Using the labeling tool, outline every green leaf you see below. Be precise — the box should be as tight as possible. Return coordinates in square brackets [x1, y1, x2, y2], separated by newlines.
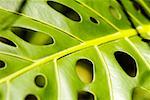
[0, 0, 149, 100]
[133, 87, 150, 100]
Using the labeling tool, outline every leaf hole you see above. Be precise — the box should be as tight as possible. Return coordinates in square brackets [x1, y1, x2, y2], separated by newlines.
[78, 91, 95, 100]
[131, 0, 150, 20]
[89, 17, 99, 24]
[0, 37, 16, 47]
[109, 5, 122, 20]
[25, 94, 38, 100]
[17, 0, 27, 13]
[0, 60, 5, 69]
[34, 75, 46, 88]
[47, 1, 81, 22]
[76, 59, 94, 84]
[11, 27, 54, 46]
[142, 38, 150, 43]
[114, 51, 137, 77]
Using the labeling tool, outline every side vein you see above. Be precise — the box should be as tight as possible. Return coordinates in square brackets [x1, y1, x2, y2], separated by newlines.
[74, 0, 120, 31]
[0, 29, 137, 84]
[125, 37, 150, 68]
[94, 46, 114, 100]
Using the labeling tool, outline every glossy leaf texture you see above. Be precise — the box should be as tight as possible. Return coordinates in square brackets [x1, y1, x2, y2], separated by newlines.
[0, 0, 149, 100]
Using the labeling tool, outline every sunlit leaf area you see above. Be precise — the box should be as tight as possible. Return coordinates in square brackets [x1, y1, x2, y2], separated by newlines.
[0, 0, 149, 100]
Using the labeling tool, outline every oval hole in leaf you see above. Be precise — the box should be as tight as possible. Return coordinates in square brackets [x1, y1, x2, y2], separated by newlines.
[34, 75, 46, 88]
[0, 60, 5, 69]
[114, 51, 137, 77]
[47, 1, 81, 22]
[0, 37, 16, 47]
[17, 0, 27, 13]
[25, 94, 38, 100]
[131, 0, 150, 20]
[89, 17, 99, 24]
[78, 91, 94, 100]
[11, 27, 54, 45]
[109, 5, 121, 20]
[76, 59, 94, 84]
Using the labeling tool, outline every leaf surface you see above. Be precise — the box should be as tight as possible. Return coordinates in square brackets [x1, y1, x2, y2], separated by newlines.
[0, 0, 149, 100]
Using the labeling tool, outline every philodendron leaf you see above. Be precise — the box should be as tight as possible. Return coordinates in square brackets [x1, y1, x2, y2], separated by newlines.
[0, 0, 149, 100]
[133, 87, 150, 100]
